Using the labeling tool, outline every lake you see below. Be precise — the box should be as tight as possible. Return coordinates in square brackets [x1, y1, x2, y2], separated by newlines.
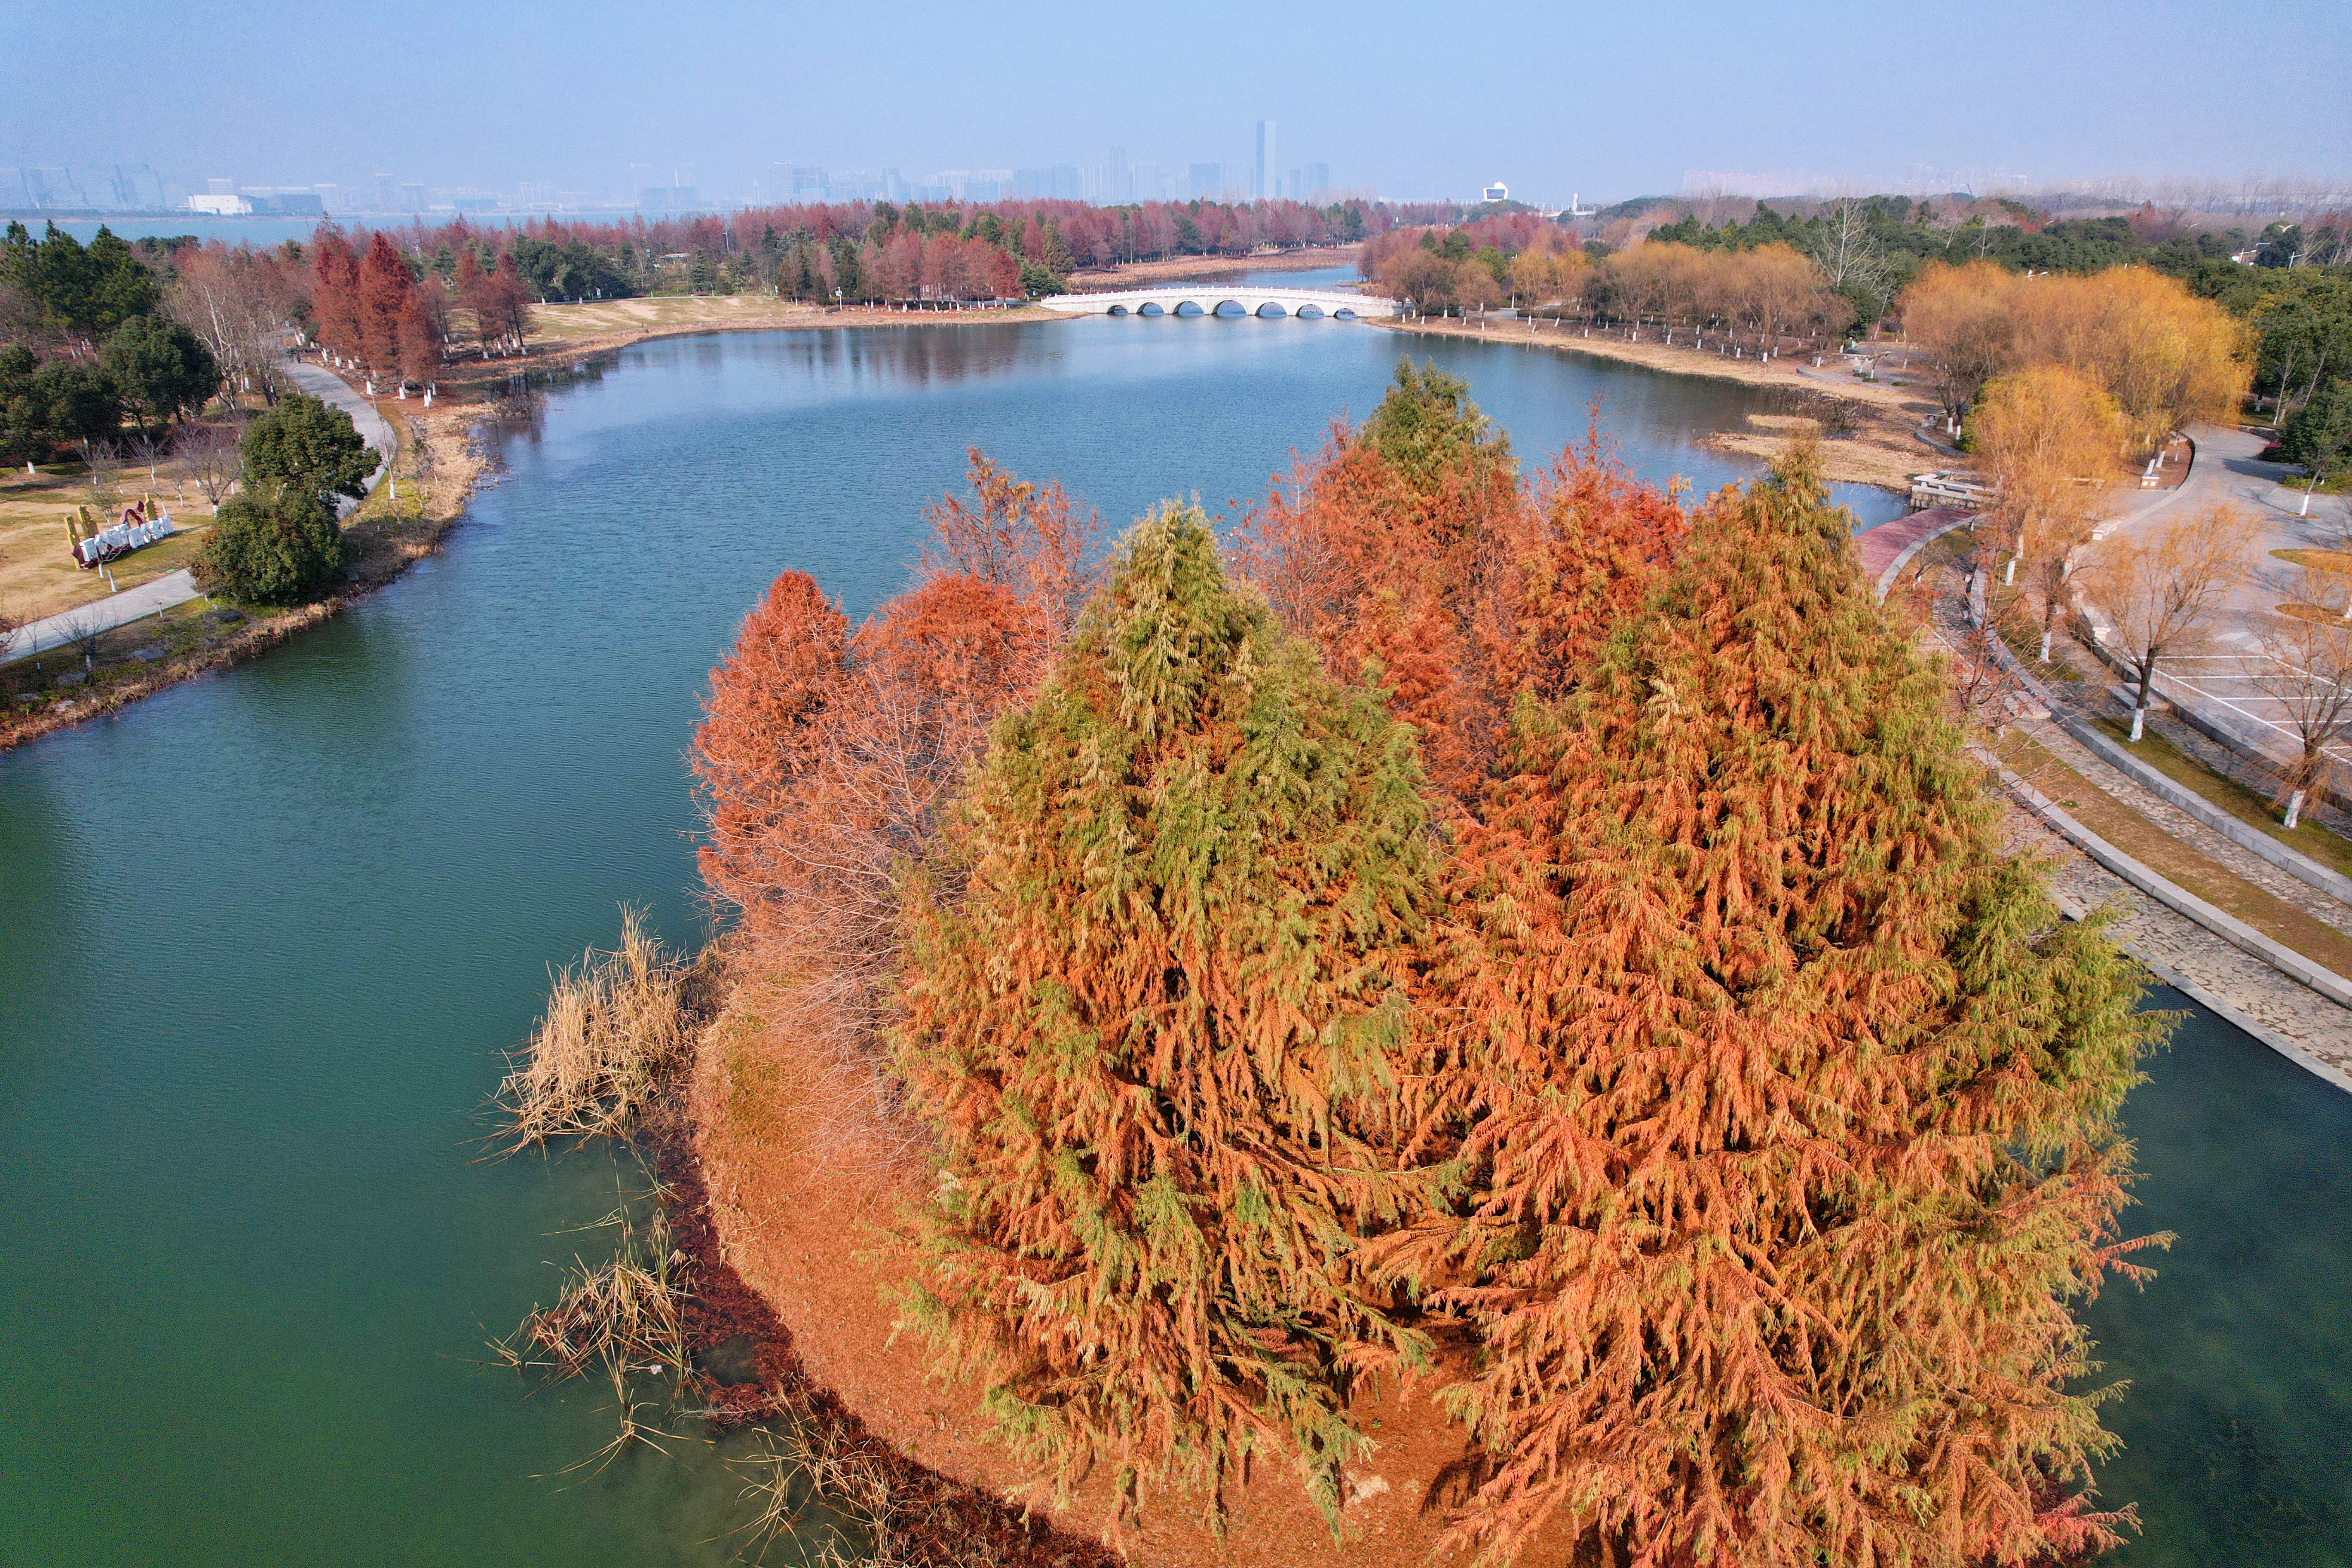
[0, 313, 2338, 1565]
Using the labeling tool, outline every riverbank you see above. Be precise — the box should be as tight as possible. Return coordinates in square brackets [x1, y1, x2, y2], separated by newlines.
[689, 959, 1541, 1568]
[1370, 314, 1939, 493]
[519, 294, 1060, 358]
[0, 392, 481, 750]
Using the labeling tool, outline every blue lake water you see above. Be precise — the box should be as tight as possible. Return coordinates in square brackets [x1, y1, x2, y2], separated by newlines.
[0, 314, 2335, 1565]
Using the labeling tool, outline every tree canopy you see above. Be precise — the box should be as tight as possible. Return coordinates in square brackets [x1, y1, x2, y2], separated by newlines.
[101, 314, 218, 433]
[193, 487, 349, 606]
[695, 376, 2167, 1568]
[891, 507, 1442, 1535]
[0, 221, 160, 337]
[239, 392, 379, 507]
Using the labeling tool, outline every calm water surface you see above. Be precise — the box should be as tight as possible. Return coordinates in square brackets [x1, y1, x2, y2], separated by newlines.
[0, 317, 2337, 1565]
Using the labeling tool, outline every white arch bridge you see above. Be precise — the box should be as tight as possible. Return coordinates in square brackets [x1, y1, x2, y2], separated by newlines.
[1038, 286, 1401, 320]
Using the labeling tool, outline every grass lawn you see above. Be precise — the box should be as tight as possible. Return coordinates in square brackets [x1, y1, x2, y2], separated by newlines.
[1993, 729, 2352, 978]
[1, 456, 221, 624]
[2088, 713, 2352, 881]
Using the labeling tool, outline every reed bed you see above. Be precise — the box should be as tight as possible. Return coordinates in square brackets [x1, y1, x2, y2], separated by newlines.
[734, 1388, 1035, 1568]
[499, 906, 692, 1147]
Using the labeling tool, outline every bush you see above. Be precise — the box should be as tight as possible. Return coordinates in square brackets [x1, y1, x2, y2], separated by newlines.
[193, 488, 348, 606]
[240, 392, 378, 507]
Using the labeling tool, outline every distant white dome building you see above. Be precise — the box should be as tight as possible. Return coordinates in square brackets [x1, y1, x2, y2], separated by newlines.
[1482, 180, 1509, 202]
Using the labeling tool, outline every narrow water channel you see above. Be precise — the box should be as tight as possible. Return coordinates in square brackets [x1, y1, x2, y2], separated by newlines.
[1, 317, 2336, 1565]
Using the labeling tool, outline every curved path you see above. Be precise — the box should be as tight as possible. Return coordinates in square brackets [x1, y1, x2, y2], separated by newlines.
[3, 361, 395, 665]
[280, 356, 398, 511]
[2086, 424, 2351, 775]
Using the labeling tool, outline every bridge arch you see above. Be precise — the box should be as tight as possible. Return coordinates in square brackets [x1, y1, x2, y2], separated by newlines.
[1255, 300, 1287, 317]
[1173, 300, 1205, 316]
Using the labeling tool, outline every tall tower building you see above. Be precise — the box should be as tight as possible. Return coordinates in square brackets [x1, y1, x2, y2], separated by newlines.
[1255, 119, 1276, 202]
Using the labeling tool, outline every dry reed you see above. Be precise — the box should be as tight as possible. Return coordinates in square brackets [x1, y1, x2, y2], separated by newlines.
[499, 906, 692, 1147]
[734, 1387, 1030, 1568]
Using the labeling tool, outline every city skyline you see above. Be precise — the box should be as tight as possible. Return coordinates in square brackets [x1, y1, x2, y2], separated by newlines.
[10, 0, 2346, 212]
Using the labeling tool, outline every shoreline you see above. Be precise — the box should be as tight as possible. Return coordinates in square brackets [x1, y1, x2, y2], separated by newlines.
[4, 297, 1924, 750]
[1, 389, 482, 752]
[1069, 242, 1363, 290]
[1369, 315, 1939, 494]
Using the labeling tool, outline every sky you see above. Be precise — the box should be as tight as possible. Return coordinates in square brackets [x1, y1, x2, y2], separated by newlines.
[12, 0, 2349, 204]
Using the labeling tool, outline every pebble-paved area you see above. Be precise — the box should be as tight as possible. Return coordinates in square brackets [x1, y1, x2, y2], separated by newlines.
[2006, 808, 2352, 1082]
[1915, 534, 2352, 1085]
[2018, 714, 2352, 941]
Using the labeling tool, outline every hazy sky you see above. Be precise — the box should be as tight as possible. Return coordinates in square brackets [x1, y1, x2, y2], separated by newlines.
[15, 0, 2349, 202]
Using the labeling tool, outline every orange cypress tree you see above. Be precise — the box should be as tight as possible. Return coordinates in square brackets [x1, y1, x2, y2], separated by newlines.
[1233, 363, 1682, 812]
[695, 455, 1088, 1137]
[1388, 447, 2162, 1568]
[891, 506, 1441, 1534]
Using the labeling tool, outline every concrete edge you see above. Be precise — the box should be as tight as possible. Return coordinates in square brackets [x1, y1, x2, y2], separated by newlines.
[2045, 885, 2352, 1093]
[1971, 744, 2352, 1010]
[2050, 711, 2352, 906]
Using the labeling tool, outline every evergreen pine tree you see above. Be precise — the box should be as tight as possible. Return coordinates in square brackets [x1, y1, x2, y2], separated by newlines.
[1393, 447, 2164, 1567]
[892, 506, 1440, 1534]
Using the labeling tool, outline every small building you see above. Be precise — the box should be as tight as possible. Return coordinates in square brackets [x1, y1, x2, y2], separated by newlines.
[188, 192, 253, 216]
[1483, 180, 1510, 202]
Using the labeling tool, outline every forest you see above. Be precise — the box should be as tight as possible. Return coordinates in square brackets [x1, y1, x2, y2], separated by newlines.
[692, 363, 2165, 1567]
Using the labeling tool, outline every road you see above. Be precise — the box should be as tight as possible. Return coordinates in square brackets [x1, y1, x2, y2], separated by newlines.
[2089, 423, 2352, 769]
[1, 360, 396, 666]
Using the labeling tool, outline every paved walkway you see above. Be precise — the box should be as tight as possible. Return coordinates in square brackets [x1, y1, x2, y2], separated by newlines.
[2, 361, 395, 666]
[4, 568, 203, 662]
[281, 356, 398, 512]
[1858, 505, 1976, 598]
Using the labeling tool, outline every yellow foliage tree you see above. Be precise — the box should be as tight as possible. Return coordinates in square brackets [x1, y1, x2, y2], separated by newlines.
[1969, 365, 2128, 655]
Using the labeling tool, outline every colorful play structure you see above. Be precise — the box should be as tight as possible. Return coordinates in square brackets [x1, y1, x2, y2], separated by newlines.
[66, 499, 176, 569]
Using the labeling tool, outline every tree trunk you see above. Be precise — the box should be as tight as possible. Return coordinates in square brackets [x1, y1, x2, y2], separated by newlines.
[2286, 789, 2306, 830]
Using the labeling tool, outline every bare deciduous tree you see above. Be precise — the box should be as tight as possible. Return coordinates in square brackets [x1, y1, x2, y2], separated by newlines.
[2077, 502, 2246, 741]
[176, 421, 243, 508]
[1807, 195, 1894, 301]
[2249, 588, 2352, 826]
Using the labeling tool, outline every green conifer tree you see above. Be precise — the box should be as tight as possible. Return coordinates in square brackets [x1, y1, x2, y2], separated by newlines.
[893, 506, 1439, 1534]
[1395, 447, 2165, 1567]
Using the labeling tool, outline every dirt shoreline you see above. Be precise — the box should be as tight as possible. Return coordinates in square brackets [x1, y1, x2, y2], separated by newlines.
[1, 302, 1037, 750]
[1370, 315, 1943, 494]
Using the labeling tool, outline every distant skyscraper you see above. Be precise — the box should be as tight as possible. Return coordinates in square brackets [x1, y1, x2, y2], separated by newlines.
[1255, 119, 1277, 202]
[1189, 162, 1222, 200]
[1303, 162, 1330, 203]
[374, 173, 398, 211]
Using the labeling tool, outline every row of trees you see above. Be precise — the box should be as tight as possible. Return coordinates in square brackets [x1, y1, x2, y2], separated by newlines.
[696, 365, 2161, 1566]
[1360, 223, 1591, 314]
[1903, 260, 2251, 446]
[1363, 220, 1862, 349]
[0, 224, 225, 459]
